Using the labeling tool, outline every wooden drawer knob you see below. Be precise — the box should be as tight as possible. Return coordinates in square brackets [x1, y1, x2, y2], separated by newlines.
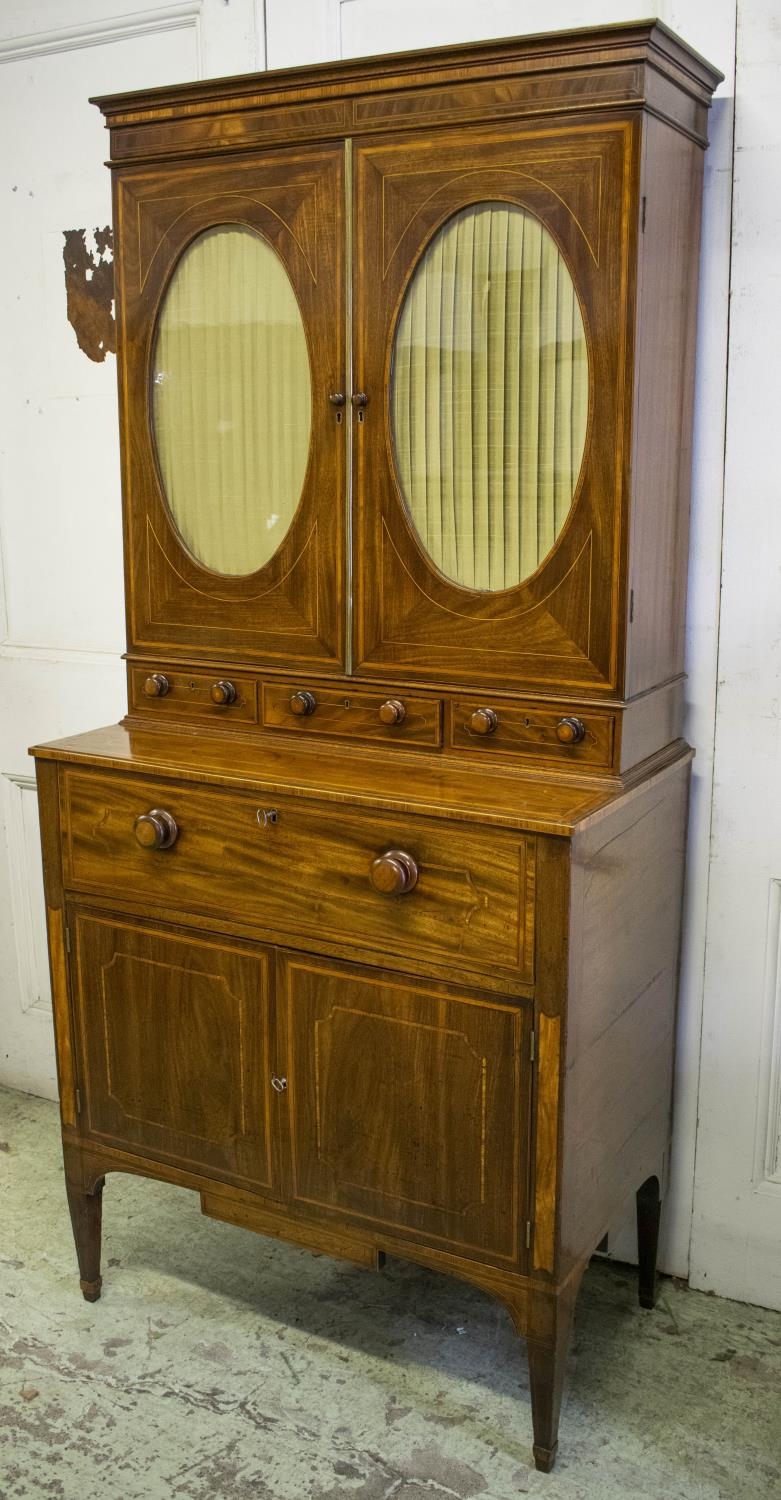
[133, 808, 178, 850]
[556, 716, 586, 745]
[370, 849, 419, 895]
[468, 707, 499, 736]
[210, 680, 237, 706]
[378, 698, 406, 726]
[290, 690, 317, 717]
[143, 673, 169, 699]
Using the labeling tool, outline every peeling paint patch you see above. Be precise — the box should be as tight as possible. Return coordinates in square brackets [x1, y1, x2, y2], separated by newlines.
[62, 227, 115, 362]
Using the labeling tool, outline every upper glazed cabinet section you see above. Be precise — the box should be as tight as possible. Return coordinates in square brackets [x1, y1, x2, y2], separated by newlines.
[116, 146, 345, 668]
[353, 122, 628, 690]
[100, 24, 721, 691]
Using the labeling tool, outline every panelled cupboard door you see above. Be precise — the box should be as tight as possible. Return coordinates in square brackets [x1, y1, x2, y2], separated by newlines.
[115, 145, 345, 667]
[281, 955, 531, 1265]
[353, 121, 636, 692]
[69, 910, 276, 1192]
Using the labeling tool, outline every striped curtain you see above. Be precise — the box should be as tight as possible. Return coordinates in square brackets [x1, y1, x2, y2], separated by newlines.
[152, 226, 311, 578]
[392, 203, 588, 592]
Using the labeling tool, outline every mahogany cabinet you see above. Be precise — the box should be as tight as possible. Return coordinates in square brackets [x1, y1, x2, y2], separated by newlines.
[33, 22, 720, 1473]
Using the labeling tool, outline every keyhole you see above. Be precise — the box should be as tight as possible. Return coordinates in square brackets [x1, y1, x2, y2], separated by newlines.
[335, 411, 342, 424]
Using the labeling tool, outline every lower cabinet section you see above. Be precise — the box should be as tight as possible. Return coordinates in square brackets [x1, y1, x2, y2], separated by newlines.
[68, 911, 531, 1267]
[282, 955, 531, 1263]
[70, 910, 276, 1190]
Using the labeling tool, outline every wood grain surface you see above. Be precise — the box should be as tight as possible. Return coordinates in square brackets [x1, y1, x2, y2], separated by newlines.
[60, 766, 536, 982]
[32, 20, 720, 1474]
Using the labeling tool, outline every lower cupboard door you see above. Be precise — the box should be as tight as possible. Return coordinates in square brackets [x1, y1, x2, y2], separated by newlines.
[281, 954, 531, 1264]
[70, 909, 276, 1191]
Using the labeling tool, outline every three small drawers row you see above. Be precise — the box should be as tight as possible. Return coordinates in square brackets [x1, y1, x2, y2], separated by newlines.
[129, 666, 615, 768]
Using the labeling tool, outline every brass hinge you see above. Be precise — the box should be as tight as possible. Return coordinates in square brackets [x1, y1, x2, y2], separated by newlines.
[530, 1030, 535, 1063]
[64, 924, 71, 955]
[629, 588, 635, 624]
[526, 1221, 532, 1250]
[75, 1086, 82, 1115]
[641, 196, 647, 232]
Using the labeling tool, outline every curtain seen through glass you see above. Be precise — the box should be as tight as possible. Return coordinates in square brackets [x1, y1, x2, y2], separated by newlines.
[391, 203, 588, 592]
[152, 226, 312, 578]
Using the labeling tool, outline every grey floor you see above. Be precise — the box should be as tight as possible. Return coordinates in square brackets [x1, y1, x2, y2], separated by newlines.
[1, 1086, 779, 1500]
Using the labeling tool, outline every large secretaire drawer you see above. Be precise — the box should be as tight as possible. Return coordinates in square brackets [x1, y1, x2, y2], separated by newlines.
[60, 769, 535, 982]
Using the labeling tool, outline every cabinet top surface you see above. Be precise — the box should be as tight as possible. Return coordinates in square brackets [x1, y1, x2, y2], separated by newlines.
[91, 19, 722, 123]
[31, 724, 692, 836]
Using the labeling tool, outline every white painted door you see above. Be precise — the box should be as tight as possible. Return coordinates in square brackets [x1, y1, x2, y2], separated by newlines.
[0, 0, 261, 1098]
[264, 0, 741, 1291]
[689, 0, 781, 1311]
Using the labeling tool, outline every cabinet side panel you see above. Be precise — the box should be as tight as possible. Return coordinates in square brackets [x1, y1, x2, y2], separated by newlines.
[530, 836, 571, 1277]
[625, 117, 705, 696]
[560, 761, 690, 1275]
[34, 761, 77, 1127]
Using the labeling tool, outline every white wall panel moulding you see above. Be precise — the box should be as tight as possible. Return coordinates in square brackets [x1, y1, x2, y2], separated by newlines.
[0, 644, 120, 665]
[756, 878, 781, 1190]
[1, 773, 51, 1015]
[0, 4, 202, 64]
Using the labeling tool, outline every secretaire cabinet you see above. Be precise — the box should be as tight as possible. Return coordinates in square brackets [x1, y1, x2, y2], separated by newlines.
[33, 22, 721, 1473]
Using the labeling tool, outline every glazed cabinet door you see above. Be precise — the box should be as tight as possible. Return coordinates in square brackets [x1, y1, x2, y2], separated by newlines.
[115, 144, 345, 668]
[69, 910, 277, 1193]
[280, 954, 531, 1266]
[353, 119, 636, 693]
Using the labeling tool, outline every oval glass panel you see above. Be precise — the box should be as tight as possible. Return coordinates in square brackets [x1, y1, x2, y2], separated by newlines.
[152, 226, 312, 577]
[391, 203, 588, 592]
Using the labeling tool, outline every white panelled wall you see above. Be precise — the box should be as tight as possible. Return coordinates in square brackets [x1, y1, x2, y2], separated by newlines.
[0, 0, 263, 1097]
[0, 0, 778, 1309]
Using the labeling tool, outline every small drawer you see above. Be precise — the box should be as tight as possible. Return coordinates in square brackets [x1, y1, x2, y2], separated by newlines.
[262, 683, 442, 747]
[129, 667, 258, 724]
[61, 769, 534, 982]
[449, 700, 615, 768]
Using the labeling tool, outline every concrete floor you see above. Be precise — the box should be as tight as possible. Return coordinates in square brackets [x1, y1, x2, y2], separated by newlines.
[1, 1086, 779, 1500]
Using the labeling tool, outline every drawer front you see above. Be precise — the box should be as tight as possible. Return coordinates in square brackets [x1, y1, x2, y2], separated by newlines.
[61, 770, 534, 981]
[449, 699, 615, 768]
[262, 682, 442, 747]
[129, 666, 258, 724]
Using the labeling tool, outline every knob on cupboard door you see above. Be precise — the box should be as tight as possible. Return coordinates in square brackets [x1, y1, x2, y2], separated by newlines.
[210, 680, 237, 706]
